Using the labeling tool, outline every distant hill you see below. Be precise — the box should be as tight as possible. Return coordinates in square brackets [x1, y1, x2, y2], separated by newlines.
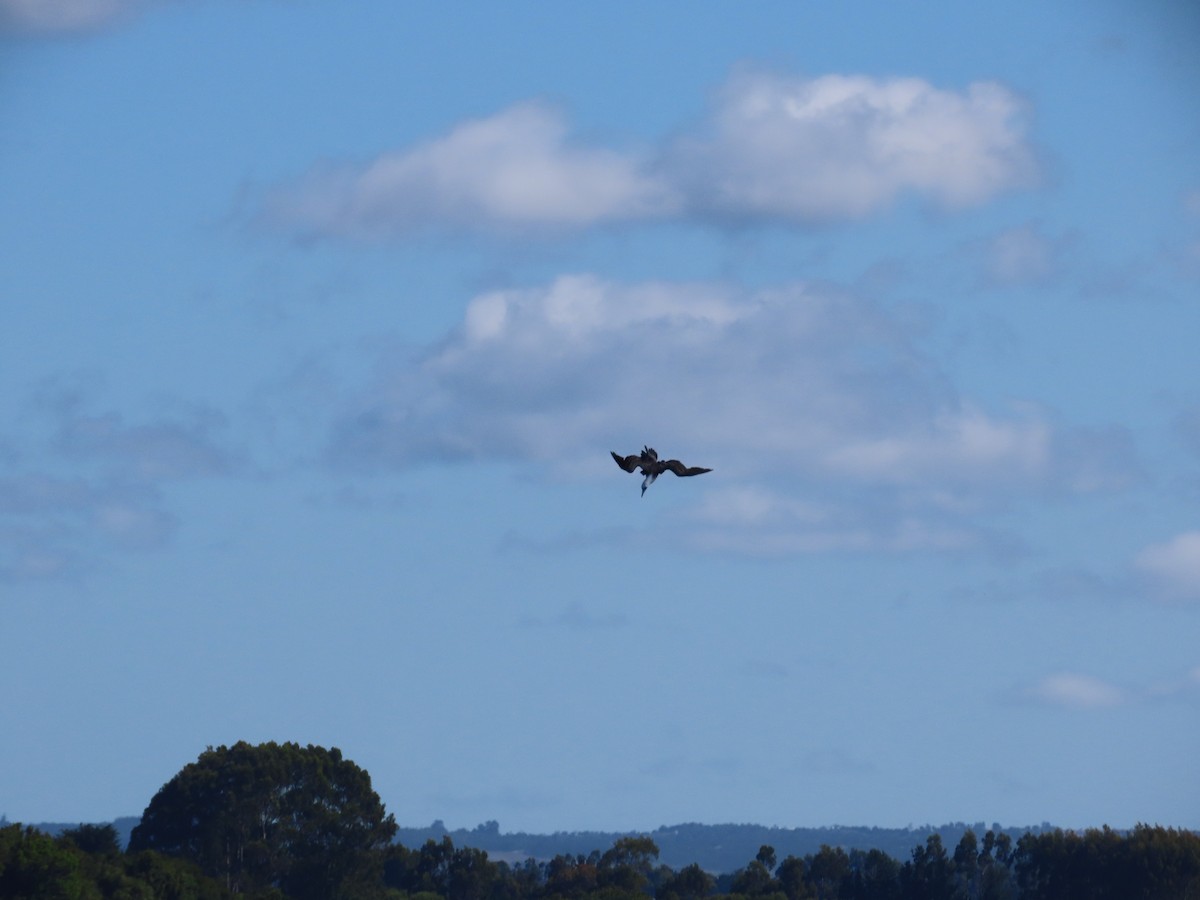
[9, 814, 1052, 873]
[395, 819, 1050, 872]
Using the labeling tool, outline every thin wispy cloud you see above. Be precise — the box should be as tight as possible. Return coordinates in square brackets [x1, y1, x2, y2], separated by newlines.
[0, 0, 146, 33]
[264, 71, 1038, 238]
[0, 473, 175, 581]
[0, 390, 243, 581]
[1026, 672, 1128, 709]
[27, 377, 244, 481]
[518, 602, 628, 631]
[684, 501, 999, 557]
[1145, 666, 1200, 702]
[54, 411, 238, 481]
[1181, 188, 1200, 278]
[1174, 405, 1200, 458]
[1135, 531, 1200, 602]
[979, 223, 1071, 287]
[1023, 666, 1200, 710]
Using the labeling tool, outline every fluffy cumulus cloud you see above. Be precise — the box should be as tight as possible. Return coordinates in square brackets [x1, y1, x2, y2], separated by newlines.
[0, 0, 146, 32]
[667, 71, 1037, 222]
[327, 274, 1130, 554]
[266, 71, 1037, 237]
[1135, 531, 1200, 601]
[264, 103, 676, 238]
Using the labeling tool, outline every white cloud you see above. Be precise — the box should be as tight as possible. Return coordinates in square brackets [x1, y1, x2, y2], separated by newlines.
[1023, 665, 1200, 710]
[0, 0, 144, 33]
[331, 275, 1037, 479]
[690, 486, 821, 528]
[325, 274, 1131, 556]
[1135, 531, 1200, 600]
[669, 72, 1037, 222]
[1027, 672, 1127, 709]
[822, 406, 1050, 484]
[684, 484, 990, 556]
[265, 103, 676, 238]
[266, 71, 1038, 237]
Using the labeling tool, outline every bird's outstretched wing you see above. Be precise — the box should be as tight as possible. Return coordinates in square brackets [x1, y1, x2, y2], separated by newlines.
[660, 459, 713, 477]
[611, 451, 643, 473]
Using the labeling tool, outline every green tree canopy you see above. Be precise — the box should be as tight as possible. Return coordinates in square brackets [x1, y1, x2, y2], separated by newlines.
[657, 862, 716, 900]
[599, 836, 661, 894]
[59, 823, 122, 859]
[128, 741, 396, 900]
[0, 824, 87, 900]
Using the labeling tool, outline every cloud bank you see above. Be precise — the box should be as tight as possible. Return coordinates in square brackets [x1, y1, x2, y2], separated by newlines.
[667, 72, 1037, 223]
[325, 274, 1131, 555]
[331, 275, 1038, 478]
[265, 71, 1038, 238]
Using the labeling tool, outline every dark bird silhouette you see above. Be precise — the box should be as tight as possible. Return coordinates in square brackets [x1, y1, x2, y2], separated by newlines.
[611, 445, 712, 496]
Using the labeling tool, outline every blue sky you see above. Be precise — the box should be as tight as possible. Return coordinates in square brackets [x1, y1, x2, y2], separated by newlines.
[2, 0, 1198, 835]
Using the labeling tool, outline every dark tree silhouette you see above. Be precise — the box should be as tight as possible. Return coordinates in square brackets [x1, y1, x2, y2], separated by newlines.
[128, 741, 396, 900]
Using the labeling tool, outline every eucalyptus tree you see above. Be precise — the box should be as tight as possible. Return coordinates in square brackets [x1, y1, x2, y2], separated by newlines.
[129, 741, 396, 900]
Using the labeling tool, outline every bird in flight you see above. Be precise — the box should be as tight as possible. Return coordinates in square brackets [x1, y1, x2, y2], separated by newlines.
[611, 445, 712, 496]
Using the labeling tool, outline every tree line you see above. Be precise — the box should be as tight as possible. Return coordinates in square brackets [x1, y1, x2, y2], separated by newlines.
[393, 821, 1041, 875]
[3, 742, 1197, 900]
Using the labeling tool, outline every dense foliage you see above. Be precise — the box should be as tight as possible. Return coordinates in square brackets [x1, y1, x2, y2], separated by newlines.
[430, 827, 1197, 900]
[392, 822, 1035, 875]
[128, 742, 396, 899]
[7, 742, 1199, 899]
[0, 823, 232, 899]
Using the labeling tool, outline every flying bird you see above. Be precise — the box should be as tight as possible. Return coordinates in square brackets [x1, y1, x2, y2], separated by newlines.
[611, 445, 712, 496]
